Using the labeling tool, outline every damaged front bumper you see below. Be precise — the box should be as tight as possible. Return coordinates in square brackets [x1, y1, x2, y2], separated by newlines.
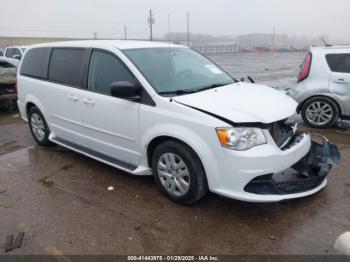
[244, 137, 341, 195]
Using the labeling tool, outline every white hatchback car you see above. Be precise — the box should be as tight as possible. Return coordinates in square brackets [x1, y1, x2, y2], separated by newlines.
[17, 40, 340, 204]
[290, 46, 350, 128]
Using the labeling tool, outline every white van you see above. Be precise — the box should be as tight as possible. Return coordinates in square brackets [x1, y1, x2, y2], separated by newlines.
[17, 40, 340, 204]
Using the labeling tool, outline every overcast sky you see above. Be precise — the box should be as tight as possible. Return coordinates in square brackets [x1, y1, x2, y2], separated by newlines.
[0, 0, 349, 41]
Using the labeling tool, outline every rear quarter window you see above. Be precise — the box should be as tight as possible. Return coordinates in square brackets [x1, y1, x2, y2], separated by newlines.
[326, 54, 350, 73]
[48, 48, 86, 88]
[20, 47, 51, 79]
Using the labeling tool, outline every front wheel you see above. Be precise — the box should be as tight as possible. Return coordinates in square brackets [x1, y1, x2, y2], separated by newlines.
[301, 97, 339, 129]
[152, 141, 208, 205]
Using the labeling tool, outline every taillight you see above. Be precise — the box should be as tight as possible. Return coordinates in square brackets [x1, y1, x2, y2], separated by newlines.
[298, 52, 312, 82]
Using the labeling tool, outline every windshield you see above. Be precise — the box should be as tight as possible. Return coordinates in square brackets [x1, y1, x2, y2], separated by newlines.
[123, 47, 234, 95]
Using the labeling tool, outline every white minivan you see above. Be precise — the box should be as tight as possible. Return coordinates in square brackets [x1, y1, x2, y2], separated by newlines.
[17, 40, 340, 204]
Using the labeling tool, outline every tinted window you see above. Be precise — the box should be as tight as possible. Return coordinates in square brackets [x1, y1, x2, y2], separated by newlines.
[88, 50, 136, 95]
[13, 48, 22, 59]
[326, 54, 350, 73]
[20, 48, 51, 78]
[0, 50, 3, 56]
[49, 48, 86, 87]
[5, 48, 15, 58]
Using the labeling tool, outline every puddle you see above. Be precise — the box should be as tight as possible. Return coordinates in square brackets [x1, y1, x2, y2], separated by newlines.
[0, 141, 25, 156]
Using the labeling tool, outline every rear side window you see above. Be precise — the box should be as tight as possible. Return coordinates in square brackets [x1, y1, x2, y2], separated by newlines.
[326, 54, 350, 73]
[20, 48, 51, 79]
[48, 48, 86, 87]
[5, 48, 15, 58]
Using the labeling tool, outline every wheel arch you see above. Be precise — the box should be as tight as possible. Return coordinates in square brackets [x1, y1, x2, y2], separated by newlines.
[147, 136, 203, 169]
[297, 95, 342, 116]
[23, 95, 49, 120]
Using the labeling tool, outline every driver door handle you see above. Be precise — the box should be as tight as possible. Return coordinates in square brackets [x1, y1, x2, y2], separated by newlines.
[83, 98, 95, 106]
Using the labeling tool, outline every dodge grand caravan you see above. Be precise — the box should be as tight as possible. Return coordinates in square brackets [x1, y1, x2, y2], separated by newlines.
[17, 41, 340, 204]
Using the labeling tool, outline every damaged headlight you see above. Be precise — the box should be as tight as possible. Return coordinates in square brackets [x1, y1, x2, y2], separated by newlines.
[216, 127, 267, 151]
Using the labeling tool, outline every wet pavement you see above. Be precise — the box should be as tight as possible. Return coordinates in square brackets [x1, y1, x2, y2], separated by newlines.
[0, 110, 349, 255]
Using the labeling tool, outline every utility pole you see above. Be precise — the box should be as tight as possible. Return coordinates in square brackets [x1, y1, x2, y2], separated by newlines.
[272, 26, 276, 50]
[124, 25, 127, 40]
[187, 12, 190, 47]
[148, 9, 155, 41]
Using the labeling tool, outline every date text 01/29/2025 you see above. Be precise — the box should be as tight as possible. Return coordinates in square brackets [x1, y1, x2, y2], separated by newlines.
[127, 255, 220, 261]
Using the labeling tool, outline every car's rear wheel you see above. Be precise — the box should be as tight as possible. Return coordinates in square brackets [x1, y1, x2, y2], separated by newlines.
[28, 106, 54, 146]
[151, 141, 208, 205]
[301, 97, 339, 128]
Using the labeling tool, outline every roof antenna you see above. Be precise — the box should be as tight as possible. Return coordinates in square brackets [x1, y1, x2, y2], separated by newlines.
[321, 37, 332, 47]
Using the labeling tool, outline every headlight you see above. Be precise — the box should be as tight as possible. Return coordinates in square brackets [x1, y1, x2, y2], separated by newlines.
[216, 127, 267, 151]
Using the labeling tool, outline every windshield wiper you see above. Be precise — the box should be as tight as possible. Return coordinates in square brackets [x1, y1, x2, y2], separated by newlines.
[158, 89, 197, 95]
[158, 82, 232, 96]
[195, 82, 231, 93]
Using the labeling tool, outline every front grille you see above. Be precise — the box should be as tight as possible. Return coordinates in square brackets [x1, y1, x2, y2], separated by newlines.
[268, 120, 295, 149]
[244, 171, 326, 195]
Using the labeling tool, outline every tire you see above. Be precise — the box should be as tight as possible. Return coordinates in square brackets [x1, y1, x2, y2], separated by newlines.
[28, 106, 54, 146]
[301, 97, 339, 129]
[151, 141, 208, 205]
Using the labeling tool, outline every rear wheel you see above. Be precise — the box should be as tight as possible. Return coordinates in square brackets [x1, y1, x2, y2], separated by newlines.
[152, 141, 208, 205]
[301, 97, 339, 128]
[28, 106, 54, 146]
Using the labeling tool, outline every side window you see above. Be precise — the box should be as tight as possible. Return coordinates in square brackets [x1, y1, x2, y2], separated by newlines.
[326, 54, 350, 73]
[13, 48, 22, 59]
[20, 47, 51, 79]
[48, 48, 86, 87]
[5, 48, 15, 58]
[88, 50, 136, 95]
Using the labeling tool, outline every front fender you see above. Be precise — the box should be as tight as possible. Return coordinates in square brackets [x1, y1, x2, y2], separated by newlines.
[140, 123, 219, 188]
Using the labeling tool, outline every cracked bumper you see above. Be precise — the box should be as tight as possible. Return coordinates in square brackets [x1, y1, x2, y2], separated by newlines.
[244, 138, 341, 196]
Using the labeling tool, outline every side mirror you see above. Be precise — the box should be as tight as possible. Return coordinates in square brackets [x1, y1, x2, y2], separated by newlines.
[13, 55, 21, 60]
[110, 81, 141, 101]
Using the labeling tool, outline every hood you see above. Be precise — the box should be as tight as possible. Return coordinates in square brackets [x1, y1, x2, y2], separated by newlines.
[174, 82, 297, 124]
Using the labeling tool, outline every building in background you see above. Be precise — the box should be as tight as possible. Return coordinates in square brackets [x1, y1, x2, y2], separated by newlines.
[0, 37, 76, 48]
[237, 33, 289, 51]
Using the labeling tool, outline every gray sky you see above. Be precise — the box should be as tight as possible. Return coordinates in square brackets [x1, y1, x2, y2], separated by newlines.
[0, 0, 349, 41]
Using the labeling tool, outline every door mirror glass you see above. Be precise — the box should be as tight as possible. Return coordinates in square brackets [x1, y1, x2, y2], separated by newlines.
[110, 81, 140, 101]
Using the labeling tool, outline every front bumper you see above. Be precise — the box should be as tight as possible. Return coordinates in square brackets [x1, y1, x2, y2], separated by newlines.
[208, 133, 340, 202]
[244, 138, 340, 195]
